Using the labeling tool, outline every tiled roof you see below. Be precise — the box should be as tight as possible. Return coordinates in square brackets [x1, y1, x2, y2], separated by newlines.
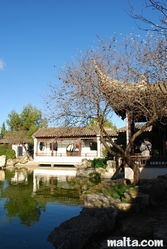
[32, 126, 117, 138]
[117, 125, 152, 133]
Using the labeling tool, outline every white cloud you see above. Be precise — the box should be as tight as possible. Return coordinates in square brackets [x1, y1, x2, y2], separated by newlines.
[0, 59, 6, 70]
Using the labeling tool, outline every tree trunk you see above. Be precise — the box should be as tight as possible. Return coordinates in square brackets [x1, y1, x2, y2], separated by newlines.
[125, 154, 140, 185]
[22, 143, 31, 159]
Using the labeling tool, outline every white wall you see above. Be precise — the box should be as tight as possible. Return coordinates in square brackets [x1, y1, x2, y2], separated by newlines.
[125, 166, 167, 180]
[12, 144, 27, 157]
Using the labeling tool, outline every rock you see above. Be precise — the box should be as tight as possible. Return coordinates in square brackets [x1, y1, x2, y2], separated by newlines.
[114, 203, 140, 216]
[106, 164, 116, 175]
[123, 187, 149, 207]
[74, 159, 91, 169]
[95, 167, 106, 174]
[0, 155, 6, 168]
[48, 207, 117, 249]
[75, 159, 121, 179]
[124, 186, 139, 199]
[101, 171, 114, 178]
[6, 159, 15, 166]
[118, 214, 156, 237]
[140, 178, 167, 206]
[154, 224, 167, 245]
[18, 155, 29, 164]
[76, 168, 95, 177]
[111, 178, 130, 186]
[83, 193, 121, 208]
[107, 160, 116, 168]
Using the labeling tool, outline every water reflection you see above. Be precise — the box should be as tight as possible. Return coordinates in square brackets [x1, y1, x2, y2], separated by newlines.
[0, 168, 97, 227]
[33, 169, 82, 206]
[1, 169, 45, 226]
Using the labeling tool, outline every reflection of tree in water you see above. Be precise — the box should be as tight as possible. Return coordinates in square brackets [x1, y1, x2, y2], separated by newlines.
[2, 170, 103, 226]
[2, 170, 46, 227]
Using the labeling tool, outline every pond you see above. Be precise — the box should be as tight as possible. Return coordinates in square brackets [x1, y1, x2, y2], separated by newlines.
[0, 168, 96, 249]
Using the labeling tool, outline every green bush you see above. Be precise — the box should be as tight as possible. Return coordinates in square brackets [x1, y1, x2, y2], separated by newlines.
[5, 148, 16, 159]
[0, 145, 8, 156]
[0, 145, 16, 159]
[89, 158, 107, 169]
[112, 183, 134, 199]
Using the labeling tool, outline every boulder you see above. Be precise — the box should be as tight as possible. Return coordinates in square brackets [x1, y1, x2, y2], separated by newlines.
[100, 171, 114, 178]
[106, 164, 117, 175]
[107, 160, 116, 168]
[74, 159, 91, 169]
[123, 186, 149, 207]
[48, 207, 117, 249]
[118, 214, 156, 237]
[140, 176, 167, 206]
[95, 167, 106, 174]
[6, 158, 21, 166]
[114, 203, 140, 214]
[0, 155, 6, 168]
[76, 168, 95, 177]
[83, 193, 121, 208]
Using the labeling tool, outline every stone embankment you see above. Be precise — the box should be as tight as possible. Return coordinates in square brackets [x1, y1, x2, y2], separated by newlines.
[48, 174, 167, 249]
[0, 154, 38, 171]
[74, 158, 123, 179]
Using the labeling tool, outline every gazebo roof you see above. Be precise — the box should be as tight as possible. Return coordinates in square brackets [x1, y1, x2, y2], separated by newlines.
[94, 61, 167, 120]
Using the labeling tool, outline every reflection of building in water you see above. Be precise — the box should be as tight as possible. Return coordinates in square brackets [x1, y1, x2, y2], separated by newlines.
[11, 169, 28, 184]
[33, 168, 76, 193]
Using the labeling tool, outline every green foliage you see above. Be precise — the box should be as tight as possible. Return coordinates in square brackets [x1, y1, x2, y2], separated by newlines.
[4, 103, 47, 147]
[5, 148, 16, 159]
[86, 182, 134, 200]
[87, 117, 116, 129]
[89, 158, 107, 169]
[89, 172, 101, 184]
[6, 103, 47, 137]
[111, 184, 134, 199]
[0, 122, 7, 138]
[6, 110, 21, 131]
[0, 145, 8, 155]
[0, 145, 16, 159]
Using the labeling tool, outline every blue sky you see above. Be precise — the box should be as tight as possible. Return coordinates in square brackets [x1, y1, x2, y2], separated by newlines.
[0, 0, 157, 129]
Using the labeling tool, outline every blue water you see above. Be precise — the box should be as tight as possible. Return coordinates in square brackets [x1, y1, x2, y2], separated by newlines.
[0, 169, 83, 249]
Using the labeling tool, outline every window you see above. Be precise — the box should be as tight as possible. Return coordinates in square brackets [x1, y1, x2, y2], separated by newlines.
[39, 142, 45, 151]
[50, 142, 58, 151]
[90, 142, 97, 150]
[66, 143, 78, 152]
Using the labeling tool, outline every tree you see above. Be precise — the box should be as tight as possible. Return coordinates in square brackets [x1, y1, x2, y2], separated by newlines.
[93, 33, 167, 184]
[45, 32, 167, 184]
[5, 103, 47, 156]
[44, 39, 118, 127]
[0, 122, 7, 138]
[87, 117, 116, 129]
[128, 0, 167, 35]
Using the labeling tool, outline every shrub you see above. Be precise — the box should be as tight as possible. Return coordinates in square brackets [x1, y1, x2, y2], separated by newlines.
[89, 158, 107, 169]
[88, 172, 101, 184]
[112, 183, 134, 199]
[0, 145, 8, 156]
[5, 148, 16, 159]
[0, 145, 16, 159]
